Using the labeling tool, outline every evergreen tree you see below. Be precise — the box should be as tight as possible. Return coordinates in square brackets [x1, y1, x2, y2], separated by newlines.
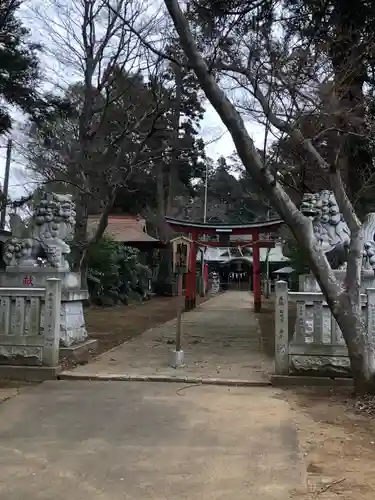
[0, 0, 40, 133]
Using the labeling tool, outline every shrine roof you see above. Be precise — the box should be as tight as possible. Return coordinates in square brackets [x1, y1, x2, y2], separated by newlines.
[165, 216, 283, 234]
[87, 215, 164, 247]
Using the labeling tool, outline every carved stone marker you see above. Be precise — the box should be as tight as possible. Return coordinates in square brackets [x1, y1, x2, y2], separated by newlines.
[275, 280, 289, 374]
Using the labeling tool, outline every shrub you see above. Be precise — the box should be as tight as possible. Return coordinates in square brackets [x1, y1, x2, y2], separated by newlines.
[87, 236, 151, 305]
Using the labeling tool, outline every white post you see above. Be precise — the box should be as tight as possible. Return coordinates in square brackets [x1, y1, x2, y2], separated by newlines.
[366, 288, 375, 376]
[275, 280, 289, 375]
[175, 273, 183, 352]
[169, 273, 185, 368]
[43, 278, 62, 367]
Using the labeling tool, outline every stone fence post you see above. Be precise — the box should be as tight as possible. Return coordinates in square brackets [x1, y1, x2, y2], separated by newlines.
[43, 278, 62, 367]
[275, 280, 289, 375]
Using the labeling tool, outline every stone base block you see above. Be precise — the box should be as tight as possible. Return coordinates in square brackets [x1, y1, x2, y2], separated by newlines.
[59, 339, 98, 362]
[271, 374, 353, 387]
[290, 355, 351, 377]
[0, 365, 61, 382]
[0, 345, 43, 366]
[169, 349, 185, 368]
[60, 295, 89, 347]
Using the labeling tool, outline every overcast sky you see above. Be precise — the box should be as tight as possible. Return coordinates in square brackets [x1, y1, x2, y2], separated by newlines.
[0, 0, 267, 201]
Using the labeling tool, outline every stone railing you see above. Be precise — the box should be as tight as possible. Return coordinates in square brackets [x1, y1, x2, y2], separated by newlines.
[0, 278, 61, 372]
[274, 280, 375, 376]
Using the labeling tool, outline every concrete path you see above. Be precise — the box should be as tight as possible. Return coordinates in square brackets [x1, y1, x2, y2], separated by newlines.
[63, 291, 272, 383]
[0, 381, 306, 499]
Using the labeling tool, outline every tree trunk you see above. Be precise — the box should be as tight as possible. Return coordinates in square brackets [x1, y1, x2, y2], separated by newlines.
[71, 196, 89, 274]
[163, 0, 374, 391]
[166, 57, 183, 215]
[155, 70, 182, 295]
[333, 294, 371, 394]
[154, 163, 175, 295]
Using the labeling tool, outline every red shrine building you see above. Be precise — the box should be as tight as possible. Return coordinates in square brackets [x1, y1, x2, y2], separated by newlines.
[165, 216, 284, 312]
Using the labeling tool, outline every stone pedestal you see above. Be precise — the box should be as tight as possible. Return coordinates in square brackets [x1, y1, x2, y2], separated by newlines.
[60, 289, 89, 347]
[0, 267, 89, 348]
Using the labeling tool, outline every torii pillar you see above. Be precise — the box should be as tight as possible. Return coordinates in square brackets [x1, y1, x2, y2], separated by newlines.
[163, 216, 283, 313]
[252, 231, 262, 313]
[185, 230, 197, 310]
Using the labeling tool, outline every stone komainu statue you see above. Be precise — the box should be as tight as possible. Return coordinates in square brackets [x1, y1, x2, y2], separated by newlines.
[300, 190, 375, 273]
[4, 192, 76, 270]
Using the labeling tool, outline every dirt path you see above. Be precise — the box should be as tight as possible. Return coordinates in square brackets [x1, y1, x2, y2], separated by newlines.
[4, 290, 375, 498]
[84, 294, 211, 356]
[1, 380, 375, 498]
[286, 387, 375, 499]
[63, 291, 273, 383]
[0, 382, 306, 499]
[256, 298, 375, 499]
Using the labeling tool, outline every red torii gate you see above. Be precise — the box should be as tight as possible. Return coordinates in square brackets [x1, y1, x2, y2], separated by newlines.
[165, 217, 283, 312]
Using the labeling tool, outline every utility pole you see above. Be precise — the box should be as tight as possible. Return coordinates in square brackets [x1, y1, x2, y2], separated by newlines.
[0, 138, 12, 230]
[201, 162, 209, 295]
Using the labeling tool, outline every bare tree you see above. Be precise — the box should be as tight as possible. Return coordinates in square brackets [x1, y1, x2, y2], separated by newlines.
[24, 0, 165, 273]
[160, 0, 375, 392]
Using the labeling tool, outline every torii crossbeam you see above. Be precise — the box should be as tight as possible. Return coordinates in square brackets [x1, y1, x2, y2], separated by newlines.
[165, 217, 283, 312]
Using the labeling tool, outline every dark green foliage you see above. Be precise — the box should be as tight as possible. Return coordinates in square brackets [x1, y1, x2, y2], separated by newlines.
[282, 0, 375, 208]
[187, 0, 272, 46]
[87, 236, 151, 305]
[180, 155, 271, 223]
[0, 0, 39, 133]
[186, 0, 375, 214]
[0, 0, 69, 134]
[284, 236, 310, 276]
[113, 44, 207, 217]
[152, 249, 175, 296]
